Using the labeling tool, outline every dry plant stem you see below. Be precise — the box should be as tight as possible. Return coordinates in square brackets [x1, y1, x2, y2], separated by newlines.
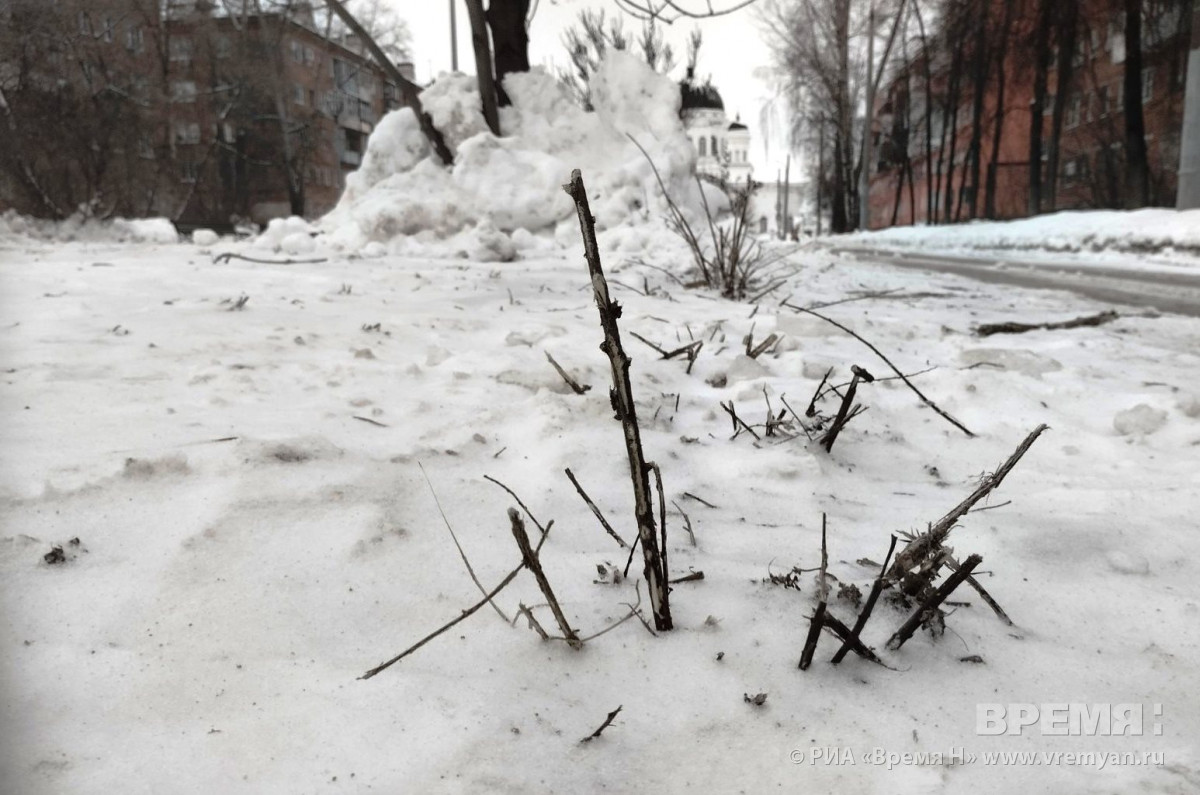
[947, 556, 1014, 625]
[545, 351, 591, 395]
[976, 310, 1118, 337]
[483, 475, 548, 538]
[420, 462, 510, 623]
[650, 461, 667, 591]
[580, 705, 624, 743]
[806, 367, 834, 417]
[213, 252, 327, 265]
[887, 554, 984, 650]
[564, 169, 672, 632]
[888, 424, 1049, 582]
[668, 571, 704, 584]
[799, 515, 829, 671]
[822, 614, 888, 666]
[784, 303, 975, 437]
[360, 515, 555, 679]
[821, 365, 875, 453]
[564, 467, 629, 548]
[672, 501, 697, 546]
[359, 565, 521, 679]
[832, 535, 899, 664]
[518, 603, 551, 640]
[720, 401, 761, 440]
[509, 509, 581, 647]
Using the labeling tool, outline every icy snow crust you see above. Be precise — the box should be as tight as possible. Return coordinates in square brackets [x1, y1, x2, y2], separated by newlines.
[3, 230, 1200, 793]
[319, 54, 712, 258]
[844, 209, 1200, 262]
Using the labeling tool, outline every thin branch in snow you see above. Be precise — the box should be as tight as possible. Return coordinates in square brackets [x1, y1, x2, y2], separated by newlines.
[565, 467, 629, 548]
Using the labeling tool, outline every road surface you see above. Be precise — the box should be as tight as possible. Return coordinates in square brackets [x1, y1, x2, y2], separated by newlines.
[833, 245, 1200, 318]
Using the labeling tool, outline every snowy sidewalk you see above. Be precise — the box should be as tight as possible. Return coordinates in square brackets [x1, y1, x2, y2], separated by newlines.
[2, 237, 1199, 794]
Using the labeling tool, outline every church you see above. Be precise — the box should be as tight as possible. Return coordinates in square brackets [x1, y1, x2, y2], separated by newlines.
[678, 69, 752, 186]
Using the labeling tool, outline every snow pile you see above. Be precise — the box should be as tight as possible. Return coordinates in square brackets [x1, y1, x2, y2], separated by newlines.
[0, 211, 179, 247]
[320, 53, 708, 256]
[844, 209, 1200, 258]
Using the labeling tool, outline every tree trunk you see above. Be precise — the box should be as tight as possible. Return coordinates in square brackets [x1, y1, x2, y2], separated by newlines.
[1123, 0, 1151, 207]
[1046, 0, 1079, 211]
[1028, 0, 1053, 214]
[912, 0, 935, 222]
[485, 0, 531, 106]
[984, 0, 1015, 219]
[963, 0, 991, 220]
[833, 0, 853, 233]
[324, 0, 454, 164]
[463, 0, 502, 134]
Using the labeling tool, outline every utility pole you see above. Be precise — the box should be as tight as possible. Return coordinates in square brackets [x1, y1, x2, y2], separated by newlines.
[450, 0, 459, 71]
[816, 120, 825, 237]
[859, 4, 875, 231]
[782, 153, 791, 239]
[1178, 3, 1200, 208]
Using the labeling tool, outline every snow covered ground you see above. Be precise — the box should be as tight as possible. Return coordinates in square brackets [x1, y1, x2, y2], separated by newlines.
[842, 209, 1200, 270]
[2, 226, 1199, 794]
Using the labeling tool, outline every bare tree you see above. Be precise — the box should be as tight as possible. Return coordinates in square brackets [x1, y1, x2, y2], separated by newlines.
[558, 9, 676, 110]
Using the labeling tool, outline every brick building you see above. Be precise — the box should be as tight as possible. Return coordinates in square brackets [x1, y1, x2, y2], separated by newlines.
[0, 0, 410, 228]
[866, 0, 1192, 229]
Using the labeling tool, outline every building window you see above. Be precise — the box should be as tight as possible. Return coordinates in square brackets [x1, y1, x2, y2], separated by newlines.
[698, 137, 706, 157]
[291, 40, 304, 63]
[180, 161, 198, 183]
[77, 11, 91, 35]
[293, 84, 306, 105]
[1097, 85, 1110, 118]
[1142, 67, 1154, 103]
[100, 15, 114, 42]
[174, 122, 201, 145]
[125, 25, 144, 53]
[1066, 93, 1082, 129]
[216, 35, 232, 59]
[304, 46, 315, 66]
[169, 36, 193, 62]
[172, 81, 197, 103]
[710, 136, 718, 157]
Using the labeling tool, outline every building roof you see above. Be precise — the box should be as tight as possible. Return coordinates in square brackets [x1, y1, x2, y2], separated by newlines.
[728, 121, 748, 130]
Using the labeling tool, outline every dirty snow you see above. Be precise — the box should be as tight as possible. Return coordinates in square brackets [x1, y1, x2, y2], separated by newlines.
[844, 208, 1200, 264]
[2, 223, 1199, 794]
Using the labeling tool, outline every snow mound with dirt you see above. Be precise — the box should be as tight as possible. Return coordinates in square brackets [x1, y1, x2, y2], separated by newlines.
[319, 53, 711, 256]
[843, 208, 1200, 258]
[0, 211, 179, 247]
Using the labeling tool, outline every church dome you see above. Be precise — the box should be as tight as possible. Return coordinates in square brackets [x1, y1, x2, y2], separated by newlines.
[679, 68, 724, 112]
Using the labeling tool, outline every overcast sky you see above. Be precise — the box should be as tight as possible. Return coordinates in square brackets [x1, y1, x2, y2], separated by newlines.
[388, 0, 791, 176]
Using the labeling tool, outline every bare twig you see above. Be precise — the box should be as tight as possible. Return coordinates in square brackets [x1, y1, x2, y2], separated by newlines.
[565, 467, 629, 548]
[509, 509, 580, 647]
[888, 425, 1048, 583]
[564, 169, 671, 631]
[213, 252, 326, 265]
[947, 556, 1013, 626]
[832, 535, 898, 664]
[820, 365, 875, 452]
[580, 705, 623, 743]
[545, 351, 591, 395]
[976, 310, 1118, 337]
[682, 491, 718, 509]
[887, 554, 983, 650]
[720, 401, 761, 440]
[359, 510, 553, 681]
[671, 500, 696, 546]
[353, 415, 389, 427]
[799, 515, 829, 671]
[782, 303, 975, 437]
[420, 462, 510, 623]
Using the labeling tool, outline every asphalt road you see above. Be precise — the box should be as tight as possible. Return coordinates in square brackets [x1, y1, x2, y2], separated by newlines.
[832, 245, 1200, 318]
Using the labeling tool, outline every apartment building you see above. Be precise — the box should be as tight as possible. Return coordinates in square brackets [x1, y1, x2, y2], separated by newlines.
[866, 0, 1191, 229]
[0, 0, 412, 228]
